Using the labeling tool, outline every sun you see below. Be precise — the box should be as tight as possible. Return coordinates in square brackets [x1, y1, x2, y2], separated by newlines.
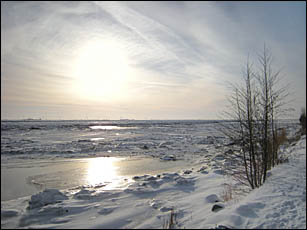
[73, 40, 129, 101]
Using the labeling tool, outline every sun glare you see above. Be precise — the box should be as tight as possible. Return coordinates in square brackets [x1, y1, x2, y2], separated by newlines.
[73, 40, 129, 101]
[86, 157, 133, 190]
[87, 157, 119, 187]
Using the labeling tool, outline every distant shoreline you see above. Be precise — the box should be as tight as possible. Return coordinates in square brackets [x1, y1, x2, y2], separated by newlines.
[1, 119, 298, 122]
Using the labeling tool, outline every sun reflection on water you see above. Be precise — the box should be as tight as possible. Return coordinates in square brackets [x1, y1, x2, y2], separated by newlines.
[90, 137, 105, 141]
[89, 126, 122, 130]
[86, 157, 130, 189]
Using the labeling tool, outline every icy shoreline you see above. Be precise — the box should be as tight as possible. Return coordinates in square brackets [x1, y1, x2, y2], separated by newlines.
[1, 135, 306, 229]
[1, 156, 194, 202]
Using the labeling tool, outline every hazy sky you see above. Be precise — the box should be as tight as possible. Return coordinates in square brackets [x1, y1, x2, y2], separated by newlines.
[1, 1, 306, 120]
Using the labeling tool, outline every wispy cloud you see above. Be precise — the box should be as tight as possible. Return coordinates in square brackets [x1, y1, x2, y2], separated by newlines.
[1, 1, 305, 119]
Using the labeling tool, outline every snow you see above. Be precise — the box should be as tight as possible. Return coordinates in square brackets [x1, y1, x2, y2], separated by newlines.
[28, 189, 68, 209]
[1, 131, 305, 228]
[203, 135, 306, 229]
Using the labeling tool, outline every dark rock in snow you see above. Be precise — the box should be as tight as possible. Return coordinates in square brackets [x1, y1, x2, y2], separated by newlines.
[211, 203, 225, 212]
[183, 169, 193, 175]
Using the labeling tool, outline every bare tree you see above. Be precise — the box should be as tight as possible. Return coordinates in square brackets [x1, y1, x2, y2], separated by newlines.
[255, 44, 292, 181]
[219, 45, 291, 189]
[218, 57, 262, 189]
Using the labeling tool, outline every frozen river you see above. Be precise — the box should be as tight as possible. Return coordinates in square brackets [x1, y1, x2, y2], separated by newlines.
[1, 120, 299, 201]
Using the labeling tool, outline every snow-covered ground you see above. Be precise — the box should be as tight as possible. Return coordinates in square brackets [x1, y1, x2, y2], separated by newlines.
[1, 132, 305, 229]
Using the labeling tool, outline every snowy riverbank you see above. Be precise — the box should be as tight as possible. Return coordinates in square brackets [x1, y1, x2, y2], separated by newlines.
[1, 134, 305, 229]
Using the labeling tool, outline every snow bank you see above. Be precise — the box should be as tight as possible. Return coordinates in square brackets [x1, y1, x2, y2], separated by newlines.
[203, 135, 306, 229]
[28, 189, 68, 209]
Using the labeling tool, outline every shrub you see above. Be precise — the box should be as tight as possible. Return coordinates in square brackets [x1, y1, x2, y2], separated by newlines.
[267, 128, 288, 169]
[299, 108, 306, 135]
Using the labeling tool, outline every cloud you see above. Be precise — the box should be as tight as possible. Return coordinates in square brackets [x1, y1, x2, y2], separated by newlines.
[1, 1, 305, 119]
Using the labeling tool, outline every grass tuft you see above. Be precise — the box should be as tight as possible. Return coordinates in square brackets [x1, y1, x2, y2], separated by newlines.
[220, 183, 233, 202]
[162, 209, 179, 229]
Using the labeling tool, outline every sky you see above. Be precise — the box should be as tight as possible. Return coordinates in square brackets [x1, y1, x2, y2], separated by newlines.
[1, 1, 306, 120]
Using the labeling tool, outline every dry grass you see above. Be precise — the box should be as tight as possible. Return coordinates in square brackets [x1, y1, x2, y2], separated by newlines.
[268, 128, 287, 150]
[267, 128, 288, 169]
[162, 209, 178, 229]
[276, 128, 287, 146]
[220, 183, 233, 202]
[275, 128, 288, 164]
[219, 181, 247, 204]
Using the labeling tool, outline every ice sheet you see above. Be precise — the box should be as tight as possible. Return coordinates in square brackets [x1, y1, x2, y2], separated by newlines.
[1, 156, 192, 201]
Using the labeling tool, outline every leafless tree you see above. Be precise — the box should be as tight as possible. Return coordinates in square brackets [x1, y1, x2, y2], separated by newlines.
[218, 45, 291, 189]
[255, 44, 292, 180]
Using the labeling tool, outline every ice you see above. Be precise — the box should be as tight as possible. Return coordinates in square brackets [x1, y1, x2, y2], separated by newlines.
[1, 121, 305, 229]
[1, 210, 19, 218]
[73, 189, 95, 200]
[160, 154, 176, 161]
[27, 189, 68, 209]
[1, 120, 233, 161]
